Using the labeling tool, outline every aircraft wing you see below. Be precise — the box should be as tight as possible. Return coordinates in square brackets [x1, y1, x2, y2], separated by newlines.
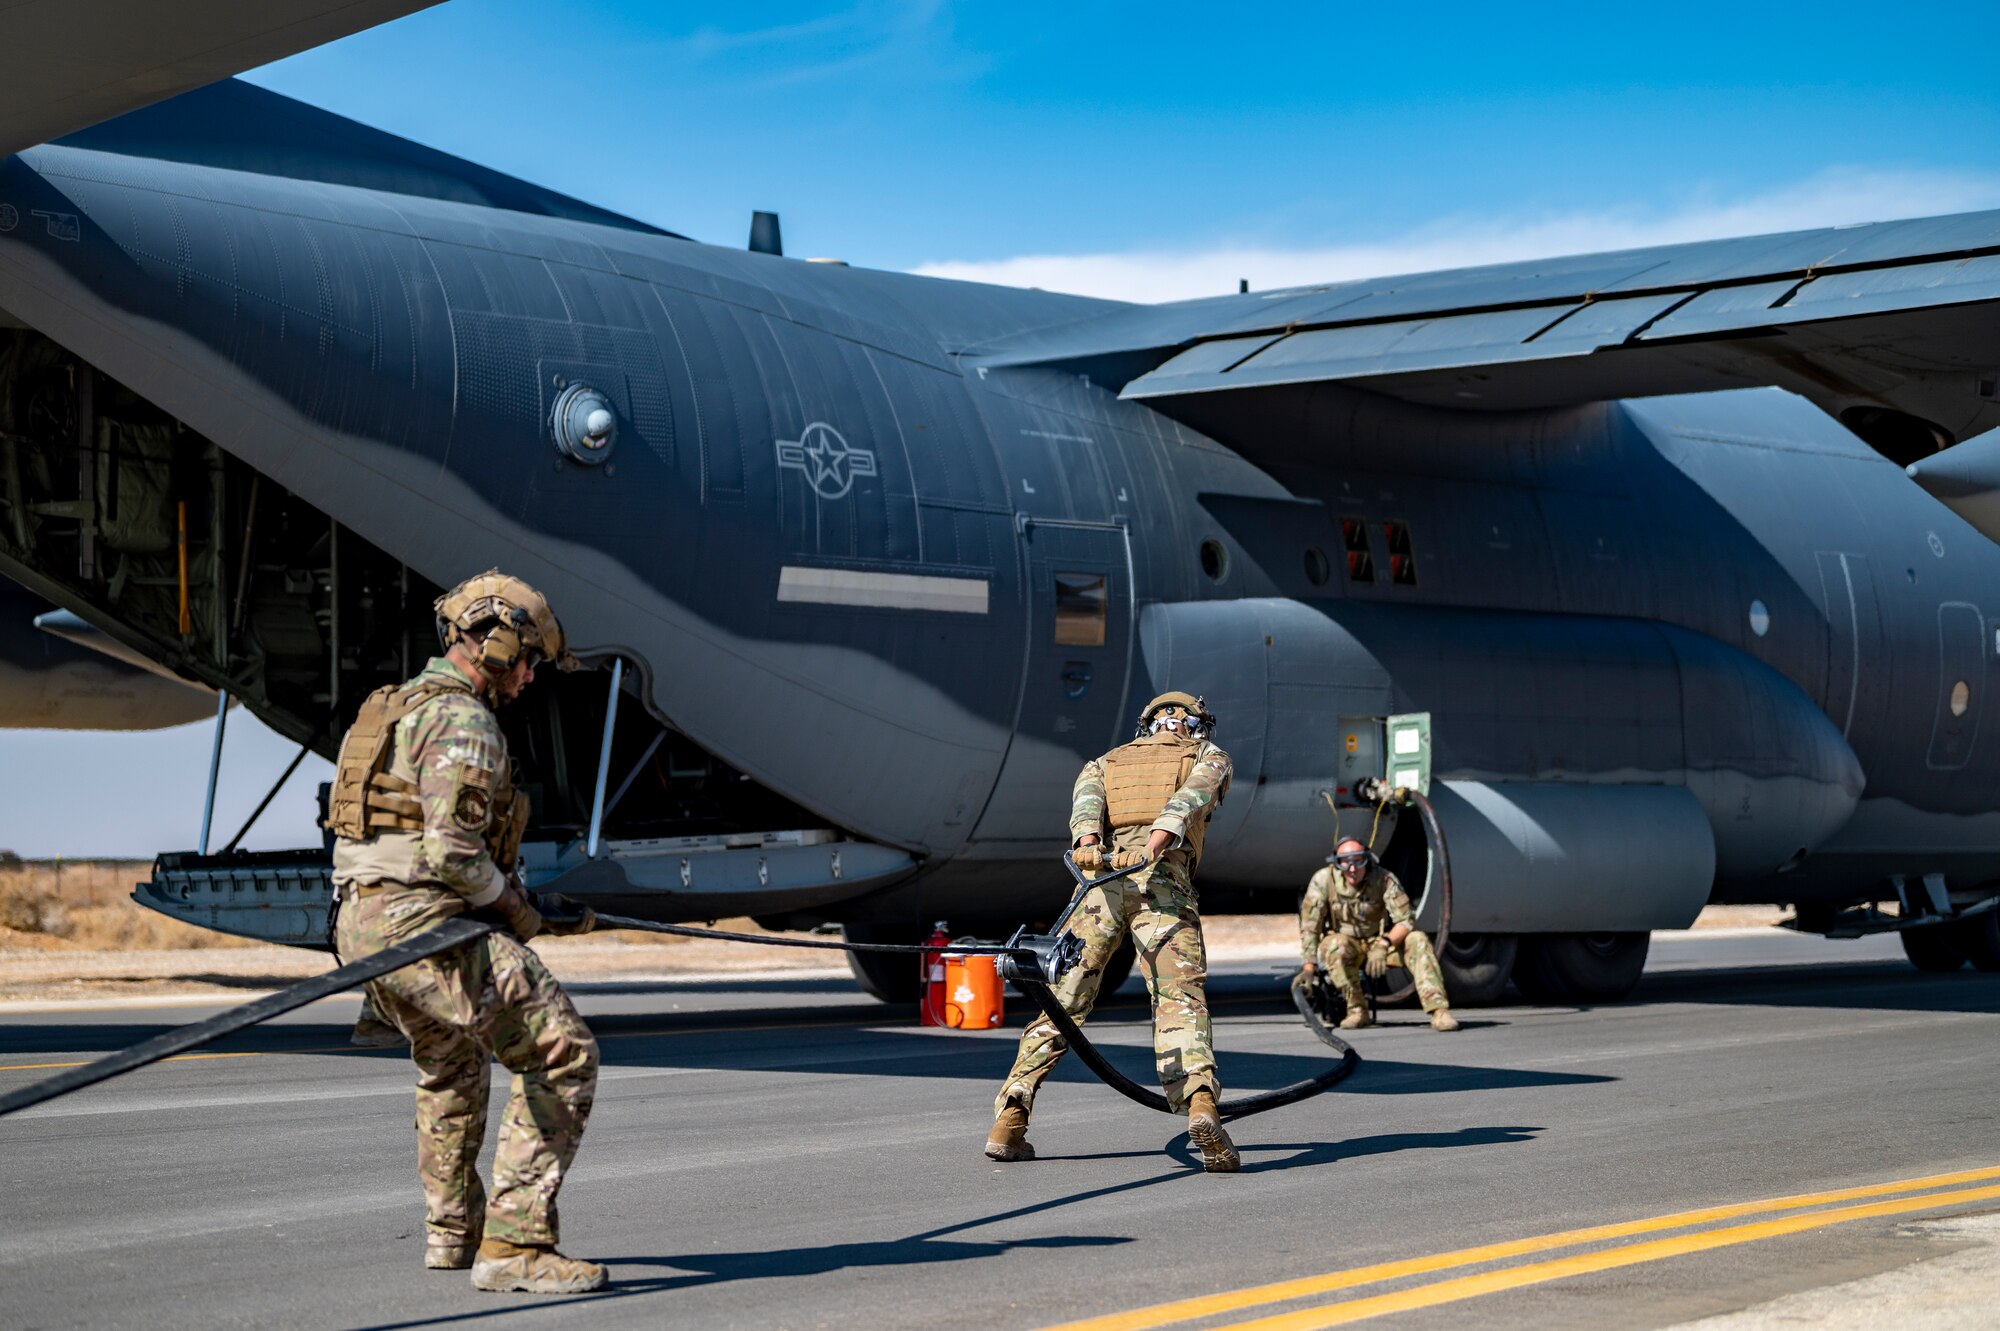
[975, 210, 2000, 455]
[0, 0, 441, 156]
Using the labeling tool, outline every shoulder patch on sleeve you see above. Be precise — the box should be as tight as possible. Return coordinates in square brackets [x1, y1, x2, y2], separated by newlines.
[452, 787, 491, 831]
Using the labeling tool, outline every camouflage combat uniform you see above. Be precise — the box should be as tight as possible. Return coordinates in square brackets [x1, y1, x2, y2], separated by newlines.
[1300, 862, 1451, 1016]
[996, 732, 1232, 1115]
[330, 656, 598, 1256]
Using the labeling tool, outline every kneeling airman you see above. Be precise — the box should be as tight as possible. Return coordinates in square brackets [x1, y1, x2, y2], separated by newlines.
[1299, 838, 1458, 1032]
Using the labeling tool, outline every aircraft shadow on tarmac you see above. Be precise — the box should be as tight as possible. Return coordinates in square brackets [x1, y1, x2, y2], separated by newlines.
[339, 1125, 1543, 1329]
[0, 987, 1611, 1101]
[1628, 959, 2000, 1015]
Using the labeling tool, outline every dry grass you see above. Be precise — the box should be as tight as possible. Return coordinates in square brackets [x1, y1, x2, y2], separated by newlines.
[0, 859, 256, 952]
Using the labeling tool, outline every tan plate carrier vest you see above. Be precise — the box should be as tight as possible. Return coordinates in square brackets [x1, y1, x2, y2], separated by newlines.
[1330, 872, 1391, 938]
[323, 676, 529, 873]
[1100, 734, 1211, 868]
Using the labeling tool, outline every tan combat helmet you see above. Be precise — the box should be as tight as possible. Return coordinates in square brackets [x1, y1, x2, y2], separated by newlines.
[1134, 690, 1217, 738]
[434, 570, 579, 677]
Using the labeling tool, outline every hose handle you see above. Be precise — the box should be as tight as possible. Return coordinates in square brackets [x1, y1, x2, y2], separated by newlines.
[1062, 849, 1151, 889]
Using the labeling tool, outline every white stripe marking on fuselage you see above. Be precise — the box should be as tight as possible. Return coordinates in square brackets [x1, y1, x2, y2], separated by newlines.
[777, 566, 988, 614]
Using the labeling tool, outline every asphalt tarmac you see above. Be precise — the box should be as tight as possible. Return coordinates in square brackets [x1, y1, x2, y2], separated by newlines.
[3, 929, 1998, 1330]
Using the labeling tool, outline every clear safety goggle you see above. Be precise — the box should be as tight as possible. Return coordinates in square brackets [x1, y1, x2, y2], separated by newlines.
[1334, 852, 1371, 867]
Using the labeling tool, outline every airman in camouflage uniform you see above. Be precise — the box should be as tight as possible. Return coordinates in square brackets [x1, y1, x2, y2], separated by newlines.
[1300, 838, 1458, 1032]
[329, 571, 607, 1294]
[988, 691, 1241, 1172]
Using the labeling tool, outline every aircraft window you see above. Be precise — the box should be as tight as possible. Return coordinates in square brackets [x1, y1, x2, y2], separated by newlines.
[1383, 520, 1418, 586]
[1053, 572, 1107, 647]
[1304, 546, 1331, 587]
[1200, 538, 1228, 582]
[1340, 517, 1374, 583]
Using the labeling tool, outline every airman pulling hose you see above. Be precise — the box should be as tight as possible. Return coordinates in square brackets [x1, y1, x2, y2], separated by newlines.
[0, 855, 1364, 1120]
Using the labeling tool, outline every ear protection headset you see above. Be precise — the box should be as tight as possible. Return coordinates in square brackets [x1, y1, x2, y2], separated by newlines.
[470, 607, 535, 676]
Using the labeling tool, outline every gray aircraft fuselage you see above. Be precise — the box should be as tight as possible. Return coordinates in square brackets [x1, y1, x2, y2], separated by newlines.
[0, 132, 1988, 940]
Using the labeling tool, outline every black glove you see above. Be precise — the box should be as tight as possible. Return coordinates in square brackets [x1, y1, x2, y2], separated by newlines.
[532, 892, 597, 937]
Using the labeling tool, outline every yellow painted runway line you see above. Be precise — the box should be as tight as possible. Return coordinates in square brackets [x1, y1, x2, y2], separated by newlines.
[1209, 1181, 2000, 1330]
[1045, 1164, 2000, 1331]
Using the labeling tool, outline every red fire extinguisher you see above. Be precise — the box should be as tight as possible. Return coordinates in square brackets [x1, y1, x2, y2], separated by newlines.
[920, 921, 950, 1026]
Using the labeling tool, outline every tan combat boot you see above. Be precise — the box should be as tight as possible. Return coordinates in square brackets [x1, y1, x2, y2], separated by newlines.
[985, 1099, 1035, 1162]
[1186, 1089, 1240, 1173]
[1338, 1007, 1373, 1030]
[1430, 1009, 1460, 1033]
[425, 1241, 475, 1271]
[470, 1238, 607, 1294]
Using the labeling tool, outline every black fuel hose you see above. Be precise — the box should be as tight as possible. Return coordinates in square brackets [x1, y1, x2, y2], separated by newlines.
[0, 916, 497, 1119]
[588, 914, 1033, 957]
[596, 907, 1361, 1119]
[1291, 974, 1349, 1050]
[1019, 976, 1358, 1121]
[2, 884, 1364, 1121]
[1365, 787, 1453, 1007]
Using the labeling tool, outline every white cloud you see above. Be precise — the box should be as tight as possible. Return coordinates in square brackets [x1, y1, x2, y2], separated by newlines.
[909, 168, 2000, 304]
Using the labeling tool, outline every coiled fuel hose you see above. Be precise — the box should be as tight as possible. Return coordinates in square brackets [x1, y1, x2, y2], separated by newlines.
[1367, 786, 1453, 1009]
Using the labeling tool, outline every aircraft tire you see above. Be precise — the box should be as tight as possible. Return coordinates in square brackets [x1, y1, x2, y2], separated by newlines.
[1437, 932, 1517, 1007]
[1900, 923, 1968, 972]
[843, 925, 923, 1003]
[1947, 912, 2000, 972]
[1096, 940, 1137, 998]
[1512, 932, 1649, 1004]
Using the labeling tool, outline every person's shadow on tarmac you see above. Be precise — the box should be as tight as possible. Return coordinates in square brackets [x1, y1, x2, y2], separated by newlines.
[345, 1124, 1541, 1328]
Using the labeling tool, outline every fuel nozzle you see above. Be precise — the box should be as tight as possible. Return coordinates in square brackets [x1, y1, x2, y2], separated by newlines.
[1355, 777, 1412, 805]
[999, 925, 1085, 987]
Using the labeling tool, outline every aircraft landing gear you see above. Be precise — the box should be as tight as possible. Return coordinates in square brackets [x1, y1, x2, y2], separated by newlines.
[1512, 932, 1650, 1004]
[1438, 933, 1517, 1006]
[1900, 923, 1969, 972]
[1094, 940, 1138, 997]
[1948, 911, 2000, 971]
[843, 924, 922, 1003]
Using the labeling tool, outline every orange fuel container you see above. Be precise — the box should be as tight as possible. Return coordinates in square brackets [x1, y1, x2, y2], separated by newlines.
[942, 952, 1004, 1028]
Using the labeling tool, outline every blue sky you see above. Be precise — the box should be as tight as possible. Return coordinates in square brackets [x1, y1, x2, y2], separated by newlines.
[238, 1, 2000, 294]
[8, 0, 1999, 856]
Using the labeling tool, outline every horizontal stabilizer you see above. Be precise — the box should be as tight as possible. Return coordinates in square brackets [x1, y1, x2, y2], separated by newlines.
[0, 0, 441, 156]
[976, 210, 2000, 455]
[34, 608, 205, 686]
[1907, 433, 2000, 544]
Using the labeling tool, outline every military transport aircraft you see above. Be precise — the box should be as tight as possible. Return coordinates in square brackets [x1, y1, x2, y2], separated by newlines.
[2, 1, 1998, 1006]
